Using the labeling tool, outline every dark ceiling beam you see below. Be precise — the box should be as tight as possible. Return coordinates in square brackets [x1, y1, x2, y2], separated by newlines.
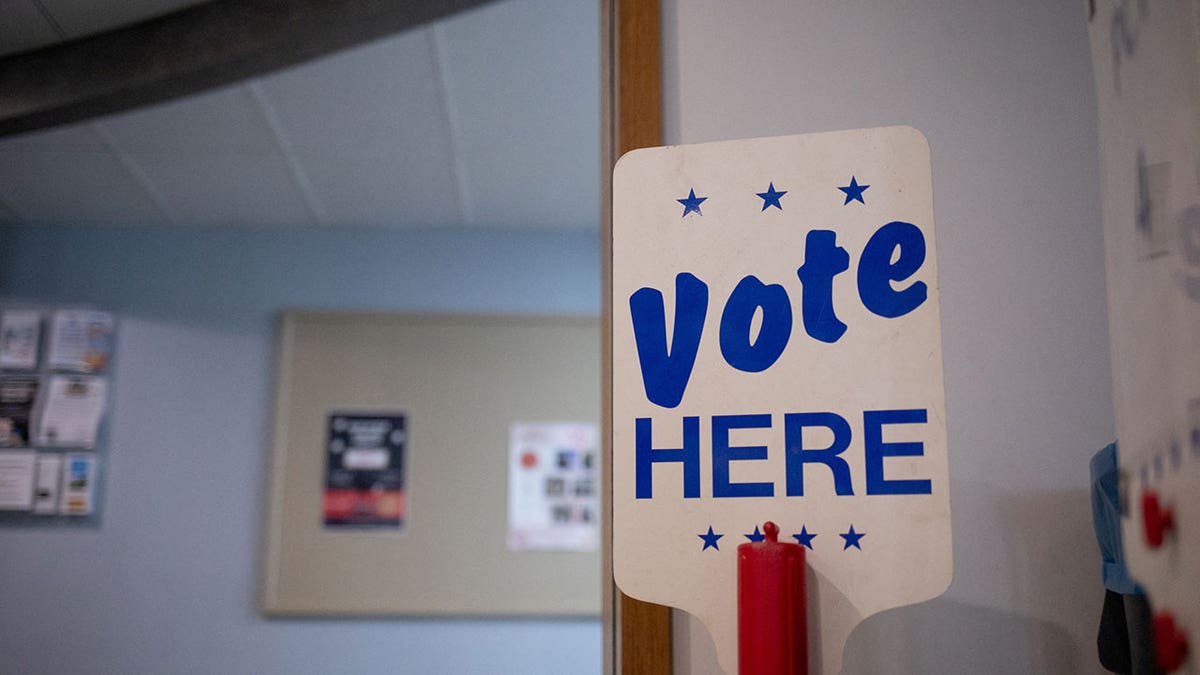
[0, 0, 498, 138]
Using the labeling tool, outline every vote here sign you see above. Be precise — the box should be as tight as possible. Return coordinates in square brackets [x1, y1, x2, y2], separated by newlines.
[612, 127, 952, 675]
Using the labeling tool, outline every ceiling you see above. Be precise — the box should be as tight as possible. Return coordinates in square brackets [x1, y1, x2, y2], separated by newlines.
[0, 0, 601, 229]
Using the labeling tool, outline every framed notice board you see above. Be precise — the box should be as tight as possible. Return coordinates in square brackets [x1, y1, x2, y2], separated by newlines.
[262, 312, 601, 616]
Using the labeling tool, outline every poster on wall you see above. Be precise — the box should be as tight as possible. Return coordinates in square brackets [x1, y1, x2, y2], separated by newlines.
[506, 422, 598, 551]
[1088, 2, 1200, 662]
[323, 413, 407, 530]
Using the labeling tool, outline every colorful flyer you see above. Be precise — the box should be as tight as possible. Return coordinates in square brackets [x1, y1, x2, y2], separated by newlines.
[323, 413, 406, 529]
[46, 310, 114, 373]
[59, 453, 96, 515]
[506, 422, 599, 551]
[0, 451, 36, 510]
[0, 376, 39, 448]
[0, 310, 41, 369]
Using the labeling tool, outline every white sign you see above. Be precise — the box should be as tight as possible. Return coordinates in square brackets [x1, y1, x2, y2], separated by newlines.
[1088, 2, 1200, 665]
[612, 127, 952, 674]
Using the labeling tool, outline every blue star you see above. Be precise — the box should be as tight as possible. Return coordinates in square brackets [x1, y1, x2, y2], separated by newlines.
[744, 526, 766, 542]
[838, 176, 869, 205]
[677, 188, 707, 217]
[756, 182, 787, 211]
[698, 526, 724, 551]
[840, 525, 865, 550]
[792, 526, 817, 550]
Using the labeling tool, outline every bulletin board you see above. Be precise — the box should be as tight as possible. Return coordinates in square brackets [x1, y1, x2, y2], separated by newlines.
[262, 312, 601, 616]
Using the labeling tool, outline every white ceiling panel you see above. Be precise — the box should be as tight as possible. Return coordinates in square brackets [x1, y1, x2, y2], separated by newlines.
[96, 84, 315, 225]
[253, 27, 462, 227]
[0, 125, 166, 224]
[436, 0, 600, 229]
[37, 0, 208, 40]
[96, 83, 283, 155]
[0, 0, 602, 230]
[288, 144, 458, 227]
[0, 0, 60, 56]
[117, 150, 315, 225]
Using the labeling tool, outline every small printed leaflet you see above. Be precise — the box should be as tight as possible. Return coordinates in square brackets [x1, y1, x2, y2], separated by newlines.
[507, 422, 599, 551]
[46, 310, 113, 373]
[323, 413, 407, 530]
[33, 454, 62, 515]
[58, 453, 96, 515]
[0, 451, 36, 510]
[32, 375, 107, 448]
[0, 311, 41, 369]
[0, 376, 39, 448]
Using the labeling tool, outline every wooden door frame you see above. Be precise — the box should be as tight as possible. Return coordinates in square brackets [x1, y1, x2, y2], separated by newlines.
[600, 0, 673, 673]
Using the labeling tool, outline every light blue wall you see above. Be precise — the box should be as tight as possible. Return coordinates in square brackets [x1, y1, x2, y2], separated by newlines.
[0, 224, 603, 675]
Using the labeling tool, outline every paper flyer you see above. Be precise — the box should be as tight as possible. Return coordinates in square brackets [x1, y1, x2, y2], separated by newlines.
[506, 422, 599, 551]
[59, 453, 96, 515]
[33, 454, 62, 515]
[0, 451, 36, 510]
[32, 375, 107, 448]
[0, 311, 41, 369]
[323, 413, 407, 529]
[0, 376, 39, 448]
[46, 310, 113, 373]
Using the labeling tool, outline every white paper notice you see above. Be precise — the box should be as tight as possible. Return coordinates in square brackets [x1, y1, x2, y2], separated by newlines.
[0, 451, 36, 510]
[33, 376, 107, 448]
[33, 454, 62, 514]
[0, 311, 41, 369]
[46, 310, 113, 373]
[507, 422, 599, 551]
[59, 453, 96, 516]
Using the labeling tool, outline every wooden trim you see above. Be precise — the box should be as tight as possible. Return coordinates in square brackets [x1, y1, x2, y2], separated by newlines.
[601, 0, 671, 673]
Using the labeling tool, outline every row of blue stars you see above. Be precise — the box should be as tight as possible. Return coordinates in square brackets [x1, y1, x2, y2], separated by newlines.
[677, 176, 869, 217]
[697, 524, 865, 551]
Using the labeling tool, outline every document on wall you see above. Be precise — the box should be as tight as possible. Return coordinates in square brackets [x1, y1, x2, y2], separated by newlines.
[33, 454, 62, 515]
[507, 422, 599, 551]
[323, 413, 407, 529]
[59, 453, 96, 515]
[32, 376, 107, 448]
[0, 450, 36, 510]
[45, 310, 113, 373]
[0, 311, 41, 369]
[0, 376, 39, 448]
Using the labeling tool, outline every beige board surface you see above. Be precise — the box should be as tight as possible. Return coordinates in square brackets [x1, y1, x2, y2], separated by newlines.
[263, 312, 600, 616]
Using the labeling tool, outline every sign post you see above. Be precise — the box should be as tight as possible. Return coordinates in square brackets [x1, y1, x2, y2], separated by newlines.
[611, 126, 953, 674]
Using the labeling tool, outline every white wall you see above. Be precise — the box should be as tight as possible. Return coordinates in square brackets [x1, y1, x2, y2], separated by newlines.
[660, 1, 1113, 673]
[0, 225, 603, 675]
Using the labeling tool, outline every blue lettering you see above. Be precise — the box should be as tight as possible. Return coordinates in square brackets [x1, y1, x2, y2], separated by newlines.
[719, 276, 792, 372]
[858, 221, 927, 318]
[712, 414, 774, 498]
[784, 412, 854, 496]
[796, 230, 849, 343]
[635, 416, 701, 499]
[629, 272, 708, 408]
[864, 409, 931, 495]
